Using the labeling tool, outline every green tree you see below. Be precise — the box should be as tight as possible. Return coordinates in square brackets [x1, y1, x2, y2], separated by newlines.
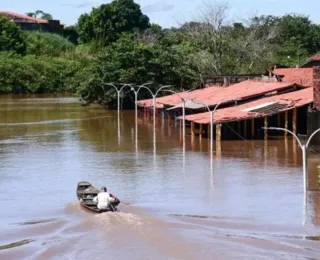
[26, 10, 53, 20]
[0, 14, 26, 54]
[77, 0, 150, 45]
[77, 32, 197, 107]
[252, 14, 320, 66]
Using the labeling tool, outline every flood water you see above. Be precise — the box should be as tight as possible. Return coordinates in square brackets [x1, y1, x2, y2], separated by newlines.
[0, 94, 319, 260]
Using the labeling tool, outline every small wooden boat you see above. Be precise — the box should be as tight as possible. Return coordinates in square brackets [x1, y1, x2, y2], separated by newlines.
[76, 181, 120, 213]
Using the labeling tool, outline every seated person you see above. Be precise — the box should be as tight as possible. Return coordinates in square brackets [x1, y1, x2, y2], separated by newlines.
[93, 187, 117, 211]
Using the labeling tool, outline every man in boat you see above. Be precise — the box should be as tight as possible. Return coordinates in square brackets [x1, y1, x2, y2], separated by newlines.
[93, 187, 119, 211]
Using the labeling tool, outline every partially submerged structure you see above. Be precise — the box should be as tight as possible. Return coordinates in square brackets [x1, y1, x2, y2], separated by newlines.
[137, 61, 320, 141]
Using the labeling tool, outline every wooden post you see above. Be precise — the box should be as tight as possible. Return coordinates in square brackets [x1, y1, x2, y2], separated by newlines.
[216, 124, 222, 141]
[293, 108, 297, 135]
[199, 123, 203, 138]
[216, 140, 221, 158]
[251, 119, 255, 138]
[284, 111, 288, 136]
[264, 117, 268, 140]
[191, 122, 195, 136]
[244, 120, 247, 138]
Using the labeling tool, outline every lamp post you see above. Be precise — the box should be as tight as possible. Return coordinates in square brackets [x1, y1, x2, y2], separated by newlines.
[161, 90, 196, 142]
[192, 99, 237, 157]
[130, 83, 153, 126]
[102, 83, 134, 144]
[262, 126, 320, 225]
[130, 83, 153, 155]
[134, 85, 172, 128]
[190, 99, 212, 154]
[103, 83, 134, 119]
[262, 127, 320, 191]
[130, 84, 172, 160]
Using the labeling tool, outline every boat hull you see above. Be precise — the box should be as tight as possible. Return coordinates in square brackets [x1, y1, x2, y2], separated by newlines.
[76, 181, 119, 213]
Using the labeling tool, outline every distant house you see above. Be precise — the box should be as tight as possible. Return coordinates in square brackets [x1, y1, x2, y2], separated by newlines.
[300, 55, 320, 68]
[0, 11, 63, 34]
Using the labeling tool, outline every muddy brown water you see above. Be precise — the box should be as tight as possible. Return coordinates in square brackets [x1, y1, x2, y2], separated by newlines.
[0, 94, 319, 260]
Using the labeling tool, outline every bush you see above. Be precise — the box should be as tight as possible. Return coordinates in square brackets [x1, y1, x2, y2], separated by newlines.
[24, 31, 75, 56]
[0, 52, 82, 93]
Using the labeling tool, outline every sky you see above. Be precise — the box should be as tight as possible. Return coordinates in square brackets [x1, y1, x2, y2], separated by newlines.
[1, 0, 320, 27]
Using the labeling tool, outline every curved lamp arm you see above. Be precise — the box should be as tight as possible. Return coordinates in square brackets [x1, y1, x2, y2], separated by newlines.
[155, 85, 173, 97]
[104, 83, 119, 93]
[306, 128, 320, 148]
[191, 98, 211, 112]
[161, 89, 185, 102]
[119, 83, 135, 93]
[262, 127, 303, 149]
[136, 85, 154, 97]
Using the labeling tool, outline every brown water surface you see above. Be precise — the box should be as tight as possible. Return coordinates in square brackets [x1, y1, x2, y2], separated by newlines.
[0, 94, 319, 260]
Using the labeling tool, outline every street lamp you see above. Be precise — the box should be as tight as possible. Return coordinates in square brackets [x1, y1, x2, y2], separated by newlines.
[192, 99, 237, 157]
[161, 90, 196, 142]
[101, 83, 134, 144]
[262, 127, 320, 192]
[190, 99, 213, 154]
[133, 84, 172, 131]
[130, 83, 153, 125]
[103, 83, 134, 118]
[130, 84, 172, 160]
[262, 126, 320, 226]
[130, 82, 153, 155]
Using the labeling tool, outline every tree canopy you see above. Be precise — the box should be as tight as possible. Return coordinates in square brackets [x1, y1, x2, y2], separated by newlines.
[0, 14, 26, 54]
[77, 0, 150, 45]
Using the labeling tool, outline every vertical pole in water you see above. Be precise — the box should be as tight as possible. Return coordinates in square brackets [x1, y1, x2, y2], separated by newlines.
[153, 95, 156, 129]
[117, 90, 120, 145]
[135, 92, 138, 154]
[285, 111, 288, 137]
[216, 124, 221, 142]
[135, 92, 138, 126]
[302, 144, 307, 226]
[302, 144, 307, 193]
[210, 111, 213, 159]
[191, 122, 195, 136]
[264, 117, 268, 140]
[293, 108, 297, 135]
[251, 119, 255, 138]
[182, 101, 186, 142]
[244, 120, 247, 139]
[153, 95, 156, 161]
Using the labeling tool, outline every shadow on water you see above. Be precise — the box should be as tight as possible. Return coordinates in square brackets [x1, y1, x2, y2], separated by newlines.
[0, 239, 34, 251]
[13, 218, 59, 226]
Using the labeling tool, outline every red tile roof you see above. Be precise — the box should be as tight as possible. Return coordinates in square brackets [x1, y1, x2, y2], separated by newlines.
[137, 87, 222, 108]
[0, 11, 48, 24]
[273, 68, 313, 87]
[180, 88, 313, 124]
[191, 80, 297, 107]
[137, 80, 297, 109]
[309, 55, 320, 61]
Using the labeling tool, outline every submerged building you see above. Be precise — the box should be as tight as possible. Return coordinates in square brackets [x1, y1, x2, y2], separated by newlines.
[137, 62, 320, 141]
